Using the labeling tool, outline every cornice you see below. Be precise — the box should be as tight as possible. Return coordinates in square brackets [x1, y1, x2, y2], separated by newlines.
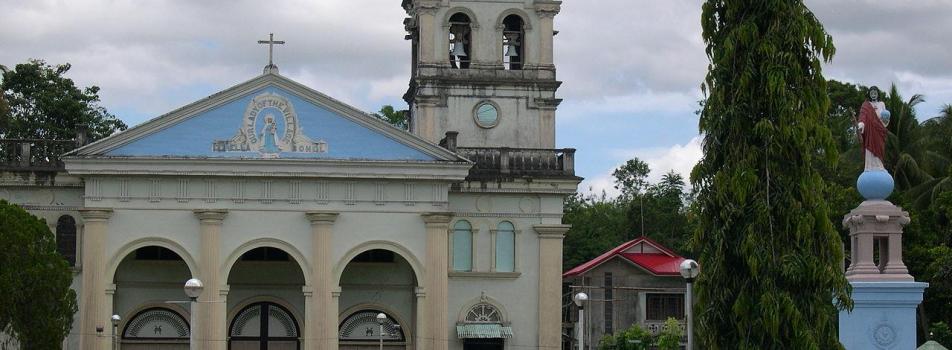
[64, 157, 473, 181]
[533, 224, 571, 238]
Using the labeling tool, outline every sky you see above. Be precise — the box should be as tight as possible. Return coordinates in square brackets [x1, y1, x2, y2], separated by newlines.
[2, 0, 951, 197]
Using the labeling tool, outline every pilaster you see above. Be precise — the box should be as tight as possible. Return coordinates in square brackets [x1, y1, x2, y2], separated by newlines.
[422, 213, 453, 350]
[78, 208, 113, 350]
[194, 209, 227, 350]
[306, 211, 340, 350]
[534, 224, 570, 350]
[534, 1, 561, 67]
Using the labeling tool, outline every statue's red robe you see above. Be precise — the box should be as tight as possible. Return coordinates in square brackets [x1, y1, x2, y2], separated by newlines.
[859, 100, 887, 163]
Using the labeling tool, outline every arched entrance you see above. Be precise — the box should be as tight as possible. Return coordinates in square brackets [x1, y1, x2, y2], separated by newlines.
[227, 246, 307, 350]
[113, 245, 194, 349]
[229, 302, 300, 350]
[338, 248, 418, 350]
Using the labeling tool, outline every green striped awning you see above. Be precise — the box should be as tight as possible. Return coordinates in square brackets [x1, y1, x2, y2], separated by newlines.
[456, 324, 513, 339]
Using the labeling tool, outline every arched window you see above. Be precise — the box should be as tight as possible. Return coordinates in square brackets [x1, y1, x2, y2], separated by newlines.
[339, 310, 406, 342]
[502, 15, 524, 70]
[495, 221, 515, 272]
[453, 220, 474, 271]
[448, 13, 472, 69]
[458, 302, 511, 347]
[56, 215, 77, 266]
[230, 302, 300, 349]
[123, 307, 190, 340]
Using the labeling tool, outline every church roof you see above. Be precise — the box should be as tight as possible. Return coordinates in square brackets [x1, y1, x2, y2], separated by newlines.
[69, 72, 463, 163]
[562, 236, 685, 278]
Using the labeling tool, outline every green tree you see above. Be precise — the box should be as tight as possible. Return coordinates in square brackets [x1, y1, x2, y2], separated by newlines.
[906, 105, 952, 209]
[562, 192, 629, 270]
[373, 105, 409, 130]
[883, 84, 931, 190]
[692, 0, 850, 348]
[1, 60, 126, 141]
[612, 158, 650, 199]
[0, 200, 77, 348]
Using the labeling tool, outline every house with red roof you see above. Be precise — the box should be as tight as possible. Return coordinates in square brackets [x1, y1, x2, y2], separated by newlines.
[561, 237, 687, 350]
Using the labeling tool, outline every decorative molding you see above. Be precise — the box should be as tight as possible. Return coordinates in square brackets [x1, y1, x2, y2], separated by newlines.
[176, 179, 189, 203]
[316, 180, 329, 203]
[289, 181, 301, 204]
[345, 182, 356, 205]
[118, 178, 130, 202]
[421, 212, 454, 225]
[194, 209, 228, 223]
[233, 180, 245, 204]
[203, 179, 216, 203]
[88, 178, 102, 201]
[453, 211, 563, 219]
[404, 183, 415, 206]
[375, 182, 386, 205]
[79, 208, 113, 221]
[533, 224, 570, 239]
[449, 271, 520, 279]
[149, 178, 161, 202]
[305, 211, 339, 224]
[260, 180, 274, 204]
[11, 204, 82, 211]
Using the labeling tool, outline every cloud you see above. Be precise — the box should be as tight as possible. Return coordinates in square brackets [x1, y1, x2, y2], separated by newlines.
[581, 136, 703, 197]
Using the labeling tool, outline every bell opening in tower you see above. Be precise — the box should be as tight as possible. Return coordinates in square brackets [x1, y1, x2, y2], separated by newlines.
[448, 13, 472, 69]
[502, 15, 524, 70]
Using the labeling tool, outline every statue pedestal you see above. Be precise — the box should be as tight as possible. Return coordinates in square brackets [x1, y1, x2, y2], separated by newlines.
[839, 199, 928, 349]
[839, 281, 927, 350]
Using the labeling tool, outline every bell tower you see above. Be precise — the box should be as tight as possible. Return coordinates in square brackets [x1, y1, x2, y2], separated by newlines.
[402, 0, 563, 149]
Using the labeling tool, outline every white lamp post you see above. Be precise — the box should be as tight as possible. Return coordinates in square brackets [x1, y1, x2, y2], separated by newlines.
[183, 278, 204, 350]
[679, 259, 700, 350]
[572, 292, 589, 350]
[376, 312, 388, 350]
[111, 314, 121, 350]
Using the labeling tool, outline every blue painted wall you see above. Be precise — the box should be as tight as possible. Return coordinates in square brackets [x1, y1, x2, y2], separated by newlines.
[107, 86, 435, 161]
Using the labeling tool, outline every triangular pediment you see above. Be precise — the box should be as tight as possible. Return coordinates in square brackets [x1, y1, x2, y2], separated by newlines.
[73, 73, 458, 162]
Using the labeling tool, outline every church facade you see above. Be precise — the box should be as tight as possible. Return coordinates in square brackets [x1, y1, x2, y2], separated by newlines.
[0, 1, 576, 350]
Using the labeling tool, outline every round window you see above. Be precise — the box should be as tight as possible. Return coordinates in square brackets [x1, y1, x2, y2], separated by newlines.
[474, 102, 499, 128]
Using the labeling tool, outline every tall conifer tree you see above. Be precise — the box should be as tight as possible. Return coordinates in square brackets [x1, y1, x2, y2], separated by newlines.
[691, 1, 851, 348]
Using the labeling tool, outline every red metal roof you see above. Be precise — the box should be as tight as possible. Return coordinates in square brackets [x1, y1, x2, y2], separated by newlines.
[562, 236, 684, 277]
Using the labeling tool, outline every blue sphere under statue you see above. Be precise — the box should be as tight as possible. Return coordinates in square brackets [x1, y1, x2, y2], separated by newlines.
[857, 170, 894, 200]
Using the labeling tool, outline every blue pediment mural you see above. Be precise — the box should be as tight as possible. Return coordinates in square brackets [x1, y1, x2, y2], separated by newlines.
[106, 85, 436, 161]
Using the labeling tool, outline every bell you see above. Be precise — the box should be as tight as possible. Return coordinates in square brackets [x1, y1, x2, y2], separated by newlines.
[505, 44, 519, 57]
[451, 42, 468, 57]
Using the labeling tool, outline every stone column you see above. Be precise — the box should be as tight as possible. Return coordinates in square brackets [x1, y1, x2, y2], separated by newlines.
[306, 212, 339, 350]
[414, 287, 427, 350]
[422, 213, 453, 350]
[330, 287, 342, 350]
[194, 210, 228, 350]
[79, 208, 113, 350]
[534, 2, 561, 68]
[414, 97, 442, 144]
[534, 224, 570, 350]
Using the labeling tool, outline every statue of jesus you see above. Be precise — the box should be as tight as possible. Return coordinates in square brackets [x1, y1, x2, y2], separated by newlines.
[857, 86, 890, 171]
